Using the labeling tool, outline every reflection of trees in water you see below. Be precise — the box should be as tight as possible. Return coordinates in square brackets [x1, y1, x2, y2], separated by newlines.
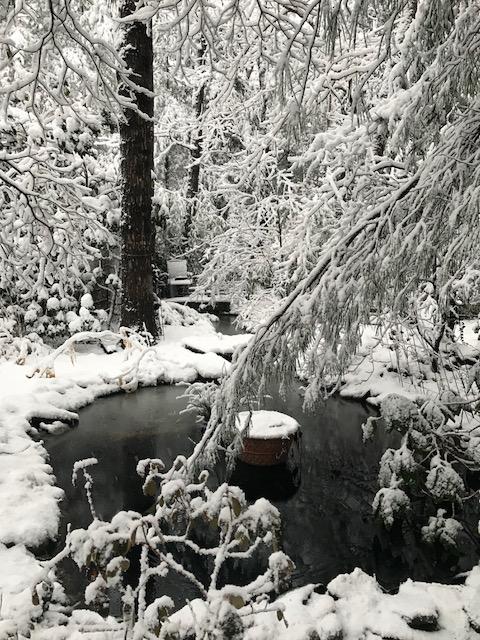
[278, 437, 381, 588]
[281, 441, 478, 589]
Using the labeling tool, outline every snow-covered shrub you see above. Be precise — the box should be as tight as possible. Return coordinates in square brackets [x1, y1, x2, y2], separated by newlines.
[425, 455, 465, 503]
[0, 317, 46, 363]
[377, 444, 418, 489]
[380, 395, 422, 433]
[58, 456, 292, 639]
[372, 482, 411, 528]
[367, 393, 479, 550]
[421, 510, 463, 550]
[63, 294, 109, 335]
[160, 300, 217, 327]
[143, 596, 174, 636]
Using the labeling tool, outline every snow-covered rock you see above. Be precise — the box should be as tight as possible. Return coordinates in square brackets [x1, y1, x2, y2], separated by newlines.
[182, 332, 252, 356]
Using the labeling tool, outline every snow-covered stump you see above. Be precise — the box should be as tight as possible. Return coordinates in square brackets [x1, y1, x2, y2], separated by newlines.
[236, 411, 300, 466]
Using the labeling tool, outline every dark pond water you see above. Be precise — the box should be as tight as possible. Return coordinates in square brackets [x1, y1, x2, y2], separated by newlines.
[42, 318, 479, 608]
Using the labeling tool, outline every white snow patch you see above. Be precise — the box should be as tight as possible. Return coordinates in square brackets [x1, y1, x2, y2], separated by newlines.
[182, 332, 252, 355]
[337, 320, 480, 406]
[166, 567, 480, 640]
[236, 410, 300, 439]
[80, 293, 94, 309]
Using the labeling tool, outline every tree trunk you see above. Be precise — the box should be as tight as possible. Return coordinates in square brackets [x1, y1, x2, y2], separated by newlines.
[184, 39, 207, 243]
[119, 1, 157, 337]
[184, 84, 205, 241]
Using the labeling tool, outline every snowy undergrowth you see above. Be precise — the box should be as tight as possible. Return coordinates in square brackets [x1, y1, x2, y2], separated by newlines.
[338, 320, 480, 406]
[166, 568, 480, 640]
[26, 567, 480, 639]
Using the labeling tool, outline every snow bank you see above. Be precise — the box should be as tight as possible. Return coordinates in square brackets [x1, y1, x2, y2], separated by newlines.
[151, 567, 480, 640]
[21, 567, 480, 639]
[338, 320, 480, 406]
[0, 544, 45, 630]
[30, 610, 124, 639]
[0, 542, 68, 637]
[182, 332, 252, 355]
[236, 410, 300, 439]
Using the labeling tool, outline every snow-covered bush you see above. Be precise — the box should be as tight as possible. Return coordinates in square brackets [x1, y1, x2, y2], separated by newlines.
[366, 393, 479, 550]
[425, 455, 466, 504]
[160, 300, 217, 328]
[377, 444, 418, 489]
[56, 456, 292, 639]
[421, 509, 464, 551]
[0, 317, 47, 363]
[372, 482, 411, 529]
[380, 395, 423, 434]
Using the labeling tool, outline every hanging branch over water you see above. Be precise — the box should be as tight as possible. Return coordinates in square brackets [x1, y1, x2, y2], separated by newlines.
[188, 1, 480, 459]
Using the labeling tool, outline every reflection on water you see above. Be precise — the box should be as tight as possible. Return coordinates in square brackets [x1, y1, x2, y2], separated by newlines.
[231, 458, 302, 501]
[45, 386, 198, 529]
[230, 389, 398, 589]
[43, 345, 479, 606]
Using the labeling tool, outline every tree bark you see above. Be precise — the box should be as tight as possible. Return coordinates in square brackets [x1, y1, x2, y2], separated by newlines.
[119, 1, 157, 337]
[184, 39, 207, 243]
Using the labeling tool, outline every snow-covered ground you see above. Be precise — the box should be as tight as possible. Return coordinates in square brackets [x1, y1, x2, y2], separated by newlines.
[26, 567, 480, 639]
[339, 320, 480, 406]
[182, 332, 252, 356]
[167, 567, 480, 640]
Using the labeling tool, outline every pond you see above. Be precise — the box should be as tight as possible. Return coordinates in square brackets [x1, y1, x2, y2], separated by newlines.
[42, 319, 479, 608]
